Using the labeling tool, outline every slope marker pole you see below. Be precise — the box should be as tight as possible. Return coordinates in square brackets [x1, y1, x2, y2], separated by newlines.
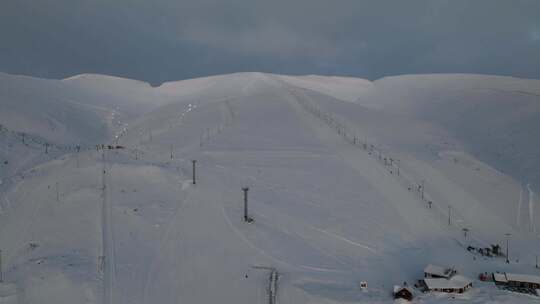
[243, 187, 252, 223]
[448, 206, 451, 226]
[0, 249, 3, 282]
[421, 180, 425, 200]
[192, 160, 197, 185]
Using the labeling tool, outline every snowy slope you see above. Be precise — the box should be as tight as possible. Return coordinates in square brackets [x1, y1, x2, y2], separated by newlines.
[279, 73, 540, 232]
[62, 74, 171, 117]
[0, 71, 180, 187]
[0, 73, 108, 144]
[0, 72, 539, 304]
[278, 74, 373, 102]
[355, 74, 540, 190]
[0, 72, 175, 145]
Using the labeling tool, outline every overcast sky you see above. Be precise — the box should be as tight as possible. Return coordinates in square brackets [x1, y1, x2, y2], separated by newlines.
[1, 0, 539, 85]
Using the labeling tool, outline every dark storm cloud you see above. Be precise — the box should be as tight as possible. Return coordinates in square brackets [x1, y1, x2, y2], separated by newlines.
[1, 0, 539, 84]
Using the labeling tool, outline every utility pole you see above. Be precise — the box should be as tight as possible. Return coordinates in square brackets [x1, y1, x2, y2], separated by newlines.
[56, 182, 60, 202]
[505, 233, 511, 263]
[448, 206, 451, 226]
[192, 160, 197, 185]
[45, 143, 49, 154]
[170, 145, 174, 160]
[101, 150, 107, 276]
[76, 145, 81, 168]
[506, 238, 509, 263]
[22, 133, 25, 144]
[242, 187, 252, 223]
[421, 180, 425, 200]
[0, 249, 3, 283]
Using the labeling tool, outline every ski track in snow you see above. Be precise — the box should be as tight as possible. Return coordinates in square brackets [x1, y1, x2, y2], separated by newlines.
[181, 180, 191, 190]
[213, 157, 378, 259]
[102, 151, 117, 304]
[141, 187, 190, 304]
[141, 99, 231, 303]
[517, 184, 523, 229]
[527, 183, 536, 232]
[309, 227, 377, 253]
[219, 199, 347, 274]
[252, 209, 354, 270]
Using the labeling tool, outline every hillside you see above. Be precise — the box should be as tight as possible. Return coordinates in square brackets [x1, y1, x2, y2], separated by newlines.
[0, 72, 539, 303]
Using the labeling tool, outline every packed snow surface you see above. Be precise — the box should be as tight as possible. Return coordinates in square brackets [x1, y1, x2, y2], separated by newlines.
[0, 71, 539, 303]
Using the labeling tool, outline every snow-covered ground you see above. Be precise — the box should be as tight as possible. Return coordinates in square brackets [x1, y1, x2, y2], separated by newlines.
[0, 71, 539, 303]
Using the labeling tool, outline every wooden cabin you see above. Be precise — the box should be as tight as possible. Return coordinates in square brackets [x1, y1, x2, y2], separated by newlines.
[493, 272, 540, 289]
[393, 285, 413, 301]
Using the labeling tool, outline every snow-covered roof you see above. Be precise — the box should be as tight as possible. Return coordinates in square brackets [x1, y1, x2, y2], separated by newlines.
[493, 273, 507, 283]
[393, 285, 412, 293]
[505, 273, 540, 285]
[424, 275, 472, 290]
[424, 264, 453, 278]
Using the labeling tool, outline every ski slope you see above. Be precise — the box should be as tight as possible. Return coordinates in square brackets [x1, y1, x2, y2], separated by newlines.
[0, 71, 539, 303]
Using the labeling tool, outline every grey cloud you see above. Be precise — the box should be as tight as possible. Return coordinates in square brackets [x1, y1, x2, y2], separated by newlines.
[0, 0, 539, 84]
[181, 20, 341, 58]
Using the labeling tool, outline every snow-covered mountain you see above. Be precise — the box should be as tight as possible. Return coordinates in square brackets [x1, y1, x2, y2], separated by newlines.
[358, 74, 540, 194]
[0, 71, 539, 303]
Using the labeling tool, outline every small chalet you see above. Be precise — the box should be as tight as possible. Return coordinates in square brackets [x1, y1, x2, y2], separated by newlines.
[493, 272, 540, 289]
[423, 275, 473, 294]
[424, 264, 456, 279]
[393, 285, 413, 301]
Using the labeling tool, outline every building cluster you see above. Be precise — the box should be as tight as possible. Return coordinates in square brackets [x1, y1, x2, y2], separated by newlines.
[391, 263, 540, 302]
[392, 264, 473, 301]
